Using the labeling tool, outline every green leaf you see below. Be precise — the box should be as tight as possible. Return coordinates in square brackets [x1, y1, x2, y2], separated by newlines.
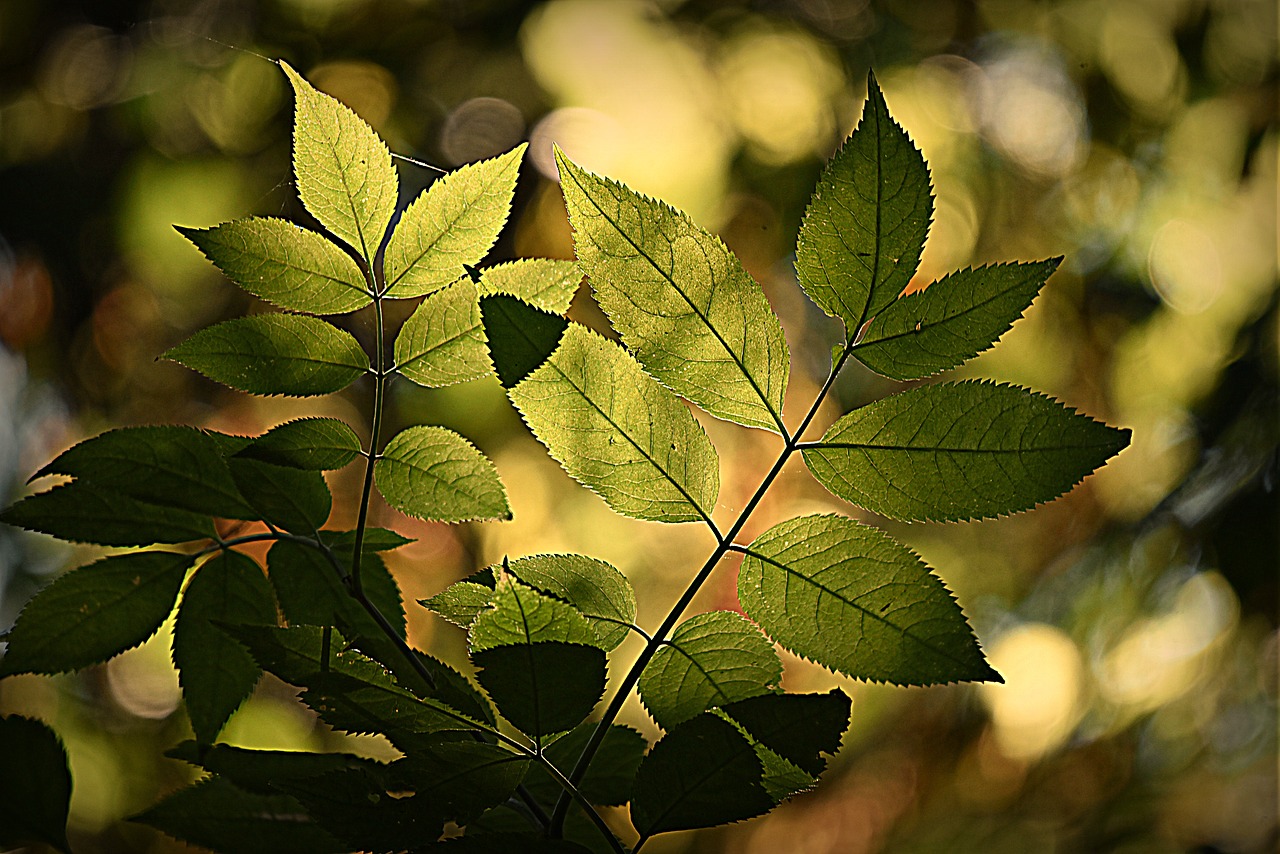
[164, 313, 369, 397]
[275, 767, 445, 853]
[480, 294, 570, 389]
[630, 712, 773, 839]
[282, 61, 396, 264]
[1, 482, 215, 546]
[166, 741, 377, 795]
[469, 578, 600, 651]
[556, 149, 789, 433]
[472, 641, 606, 739]
[177, 217, 371, 315]
[36, 426, 255, 519]
[795, 71, 932, 337]
[133, 775, 346, 853]
[321, 527, 414, 553]
[737, 514, 1000, 685]
[1, 551, 192, 676]
[384, 145, 526, 298]
[0, 716, 72, 853]
[638, 611, 781, 730]
[505, 554, 636, 650]
[523, 722, 646, 807]
[374, 425, 510, 523]
[234, 417, 362, 470]
[477, 258, 581, 314]
[509, 324, 720, 523]
[173, 551, 278, 744]
[720, 689, 850, 777]
[754, 744, 814, 803]
[803, 380, 1132, 521]
[422, 577, 496, 631]
[855, 259, 1062, 380]
[393, 739, 529, 824]
[227, 458, 332, 534]
[395, 278, 490, 388]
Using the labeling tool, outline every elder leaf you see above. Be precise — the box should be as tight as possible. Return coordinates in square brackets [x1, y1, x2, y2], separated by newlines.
[233, 417, 362, 470]
[469, 578, 600, 652]
[374, 425, 510, 523]
[720, 689, 851, 777]
[521, 722, 647, 808]
[228, 458, 332, 534]
[165, 742, 377, 796]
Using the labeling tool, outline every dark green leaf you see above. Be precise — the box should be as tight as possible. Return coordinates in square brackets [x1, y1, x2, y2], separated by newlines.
[173, 551, 278, 744]
[0, 716, 71, 853]
[505, 554, 636, 650]
[234, 417, 362, 469]
[375, 425, 511, 523]
[523, 722, 646, 808]
[321, 527, 414, 553]
[393, 739, 529, 824]
[638, 611, 781, 730]
[1, 551, 191, 676]
[164, 313, 369, 397]
[803, 380, 1132, 521]
[738, 514, 1000, 685]
[796, 71, 932, 337]
[480, 294, 568, 389]
[276, 766, 445, 853]
[1, 482, 215, 546]
[228, 458, 332, 534]
[720, 689, 851, 776]
[165, 741, 377, 795]
[395, 278, 490, 388]
[630, 712, 773, 839]
[477, 258, 581, 314]
[472, 642, 606, 739]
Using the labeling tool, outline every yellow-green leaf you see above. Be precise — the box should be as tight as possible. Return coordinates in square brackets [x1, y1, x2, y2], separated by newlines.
[374, 426, 510, 523]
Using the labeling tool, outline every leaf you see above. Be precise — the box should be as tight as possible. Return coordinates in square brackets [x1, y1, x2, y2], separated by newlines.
[505, 554, 636, 650]
[480, 294, 569, 389]
[393, 739, 529, 824]
[522, 722, 647, 808]
[374, 426, 510, 523]
[133, 775, 346, 853]
[509, 323, 720, 524]
[469, 578, 600, 651]
[720, 689, 851, 777]
[0, 716, 72, 853]
[228, 458, 332, 534]
[173, 551, 278, 744]
[472, 641, 606, 739]
[395, 278, 490, 388]
[630, 712, 773, 839]
[282, 61, 396, 264]
[234, 417, 362, 470]
[321, 527, 414, 553]
[855, 259, 1062, 380]
[477, 258, 581, 314]
[434, 834, 594, 853]
[422, 578, 496, 631]
[164, 313, 369, 397]
[556, 149, 789, 433]
[754, 744, 814, 803]
[384, 145, 525, 298]
[36, 426, 255, 519]
[638, 611, 781, 730]
[803, 380, 1132, 522]
[0, 482, 215, 546]
[737, 514, 1000, 685]
[276, 767, 445, 853]
[1, 551, 192, 677]
[795, 71, 933, 337]
[166, 741, 377, 795]
[177, 217, 371, 315]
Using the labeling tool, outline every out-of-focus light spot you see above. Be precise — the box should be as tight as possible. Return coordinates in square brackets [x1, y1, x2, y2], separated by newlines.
[918, 190, 978, 281]
[528, 106, 625, 180]
[1098, 572, 1239, 713]
[62, 731, 124, 833]
[440, 96, 526, 166]
[36, 25, 131, 111]
[975, 44, 1086, 178]
[1203, 0, 1277, 87]
[791, 0, 875, 41]
[1100, 5, 1185, 118]
[1163, 97, 1250, 196]
[717, 21, 844, 166]
[1060, 143, 1142, 269]
[308, 61, 397, 132]
[1148, 219, 1223, 314]
[0, 250, 54, 350]
[220, 695, 320, 752]
[106, 619, 182, 720]
[980, 623, 1085, 761]
[190, 54, 284, 155]
[0, 93, 80, 163]
[277, 0, 367, 28]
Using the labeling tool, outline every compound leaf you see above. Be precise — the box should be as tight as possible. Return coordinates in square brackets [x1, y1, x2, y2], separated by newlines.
[638, 611, 781, 731]
[164, 313, 369, 397]
[505, 554, 636, 650]
[480, 294, 569, 389]
[374, 426, 510, 523]
[177, 217, 370, 315]
[422, 579, 496, 632]
[472, 641, 606, 740]
[803, 380, 1132, 521]
[234, 417, 362, 470]
[1, 551, 192, 677]
[738, 514, 999, 685]
[395, 278, 489, 388]
[1, 482, 215, 546]
[0, 716, 72, 853]
[557, 149, 789, 433]
[509, 324, 719, 524]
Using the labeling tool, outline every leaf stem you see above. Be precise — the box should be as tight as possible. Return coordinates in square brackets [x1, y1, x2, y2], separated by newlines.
[349, 284, 387, 598]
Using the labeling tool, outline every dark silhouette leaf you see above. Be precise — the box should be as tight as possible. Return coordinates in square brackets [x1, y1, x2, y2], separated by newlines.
[480, 293, 569, 389]
[0, 716, 72, 853]
[228, 458, 332, 534]
[473, 642, 606, 739]
[720, 689, 851, 776]
[166, 741, 377, 795]
[1, 482, 215, 546]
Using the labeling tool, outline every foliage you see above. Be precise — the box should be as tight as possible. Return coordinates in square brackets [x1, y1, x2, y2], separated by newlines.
[0, 63, 1128, 852]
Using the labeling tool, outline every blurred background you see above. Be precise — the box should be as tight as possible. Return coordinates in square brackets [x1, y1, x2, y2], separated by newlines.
[0, 0, 1276, 851]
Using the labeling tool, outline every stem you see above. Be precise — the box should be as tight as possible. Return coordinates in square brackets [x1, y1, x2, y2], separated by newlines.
[349, 279, 387, 598]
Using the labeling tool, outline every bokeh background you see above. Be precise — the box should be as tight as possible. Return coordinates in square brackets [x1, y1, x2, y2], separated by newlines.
[0, 1, 1276, 852]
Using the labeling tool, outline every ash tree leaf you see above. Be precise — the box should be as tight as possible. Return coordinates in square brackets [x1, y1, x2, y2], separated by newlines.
[384, 145, 526, 298]
[638, 611, 781, 731]
[0, 551, 192, 677]
[173, 550, 278, 745]
[164, 313, 369, 397]
[504, 554, 636, 650]
[477, 258, 582, 314]
[0, 716, 72, 853]
[469, 578, 601, 651]
[803, 380, 1132, 522]
[281, 61, 396, 265]
[395, 278, 490, 388]
[0, 482, 215, 546]
[228, 458, 332, 534]
[720, 689, 851, 777]
[738, 514, 999, 685]
[166, 741, 377, 795]
[796, 71, 932, 338]
[509, 323, 720, 524]
[177, 217, 371, 315]
[855, 259, 1062, 380]
[133, 775, 346, 854]
[480, 294, 569, 389]
[234, 417, 362, 470]
[556, 149, 790, 433]
[36, 426, 255, 520]
[472, 641, 606, 740]
[374, 425, 511, 523]
[522, 722, 647, 807]
[630, 712, 773, 840]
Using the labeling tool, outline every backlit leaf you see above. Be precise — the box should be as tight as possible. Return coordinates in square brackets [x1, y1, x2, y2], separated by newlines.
[374, 426, 510, 523]
[469, 578, 600, 652]
[234, 417, 362, 470]
[421, 578, 496, 631]
[166, 741, 376, 795]
[803, 380, 1132, 521]
[1, 482, 215, 546]
[472, 641, 606, 739]
[276, 767, 444, 853]
[0, 716, 72, 853]
[478, 258, 581, 314]
[480, 294, 569, 389]
[395, 278, 490, 388]
[738, 514, 999, 685]
[505, 554, 636, 650]
[557, 149, 789, 433]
